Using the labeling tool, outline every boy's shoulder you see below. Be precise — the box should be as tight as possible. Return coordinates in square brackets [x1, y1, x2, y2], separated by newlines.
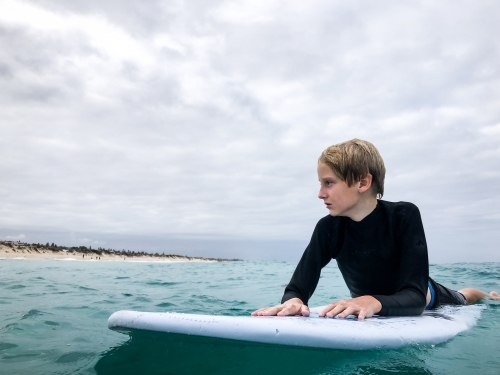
[378, 200, 420, 213]
[375, 200, 423, 223]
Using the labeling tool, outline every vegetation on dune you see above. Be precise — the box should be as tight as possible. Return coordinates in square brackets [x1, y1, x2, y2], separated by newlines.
[0, 240, 240, 262]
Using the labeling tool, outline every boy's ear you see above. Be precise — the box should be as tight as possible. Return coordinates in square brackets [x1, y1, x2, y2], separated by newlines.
[358, 173, 373, 193]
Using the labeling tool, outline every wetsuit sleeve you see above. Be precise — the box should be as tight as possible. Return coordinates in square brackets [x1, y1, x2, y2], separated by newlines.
[281, 218, 333, 305]
[372, 204, 429, 316]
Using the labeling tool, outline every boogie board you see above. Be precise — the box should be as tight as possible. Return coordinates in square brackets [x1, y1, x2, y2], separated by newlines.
[108, 305, 482, 350]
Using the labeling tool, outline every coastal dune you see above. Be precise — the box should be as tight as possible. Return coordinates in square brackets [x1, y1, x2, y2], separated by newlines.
[0, 241, 234, 262]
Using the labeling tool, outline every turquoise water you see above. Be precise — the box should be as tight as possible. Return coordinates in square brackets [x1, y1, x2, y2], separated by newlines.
[1, 259, 499, 375]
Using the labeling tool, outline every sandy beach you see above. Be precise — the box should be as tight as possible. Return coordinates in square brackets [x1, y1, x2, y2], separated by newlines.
[0, 241, 231, 262]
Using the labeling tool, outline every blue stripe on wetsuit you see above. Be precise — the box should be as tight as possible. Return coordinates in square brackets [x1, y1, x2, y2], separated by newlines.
[425, 280, 435, 310]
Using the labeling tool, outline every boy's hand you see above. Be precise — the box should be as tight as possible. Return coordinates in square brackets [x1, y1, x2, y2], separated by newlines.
[251, 298, 310, 317]
[319, 295, 382, 320]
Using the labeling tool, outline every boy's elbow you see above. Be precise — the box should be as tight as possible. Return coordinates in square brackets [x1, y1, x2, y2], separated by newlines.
[415, 303, 426, 316]
[379, 304, 425, 317]
[410, 294, 427, 316]
[375, 292, 427, 316]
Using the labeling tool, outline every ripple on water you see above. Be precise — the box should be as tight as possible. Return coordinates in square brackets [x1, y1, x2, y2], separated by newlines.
[21, 293, 47, 297]
[155, 302, 177, 308]
[135, 296, 152, 302]
[3, 323, 23, 332]
[189, 294, 223, 304]
[54, 305, 90, 311]
[78, 286, 98, 291]
[97, 299, 117, 305]
[55, 351, 94, 363]
[145, 281, 181, 286]
[7, 284, 26, 290]
[2, 352, 40, 360]
[21, 309, 44, 320]
[72, 337, 90, 343]
[0, 343, 18, 351]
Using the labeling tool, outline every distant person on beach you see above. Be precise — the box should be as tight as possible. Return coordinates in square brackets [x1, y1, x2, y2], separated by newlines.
[253, 139, 500, 319]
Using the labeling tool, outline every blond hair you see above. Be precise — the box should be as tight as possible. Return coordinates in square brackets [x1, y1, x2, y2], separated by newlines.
[319, 139, 386, 198]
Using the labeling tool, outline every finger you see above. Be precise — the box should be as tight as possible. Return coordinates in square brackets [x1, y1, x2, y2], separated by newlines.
[337, 306, 357, 319]
[319, 303, 338, 317]
[357, 309, 367, 320]
[251, 307, 270, 316]
[251, 307, 272, 316]
[263, 305, 284, 316]
[300, 305, 310, 317]
[357, 307, 375, 320]
[326, 303, 348, 318]
[253, 305, 283, 316]
[277, 304, 301, 316]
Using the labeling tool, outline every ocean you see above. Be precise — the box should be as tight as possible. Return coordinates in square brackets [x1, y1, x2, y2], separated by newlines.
[1, 259, 499, 375]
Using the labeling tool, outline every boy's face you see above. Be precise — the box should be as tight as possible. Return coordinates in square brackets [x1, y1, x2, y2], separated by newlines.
[317, 162, 362, 219]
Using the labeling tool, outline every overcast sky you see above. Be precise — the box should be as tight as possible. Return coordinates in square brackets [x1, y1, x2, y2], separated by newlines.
[1, 0, 499, 263]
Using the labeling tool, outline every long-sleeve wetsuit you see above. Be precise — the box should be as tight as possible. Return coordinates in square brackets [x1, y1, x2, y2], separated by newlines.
[281, 200, 429, 316]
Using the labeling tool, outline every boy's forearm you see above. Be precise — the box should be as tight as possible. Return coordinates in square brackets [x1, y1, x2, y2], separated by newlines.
[281, 217, 333, 307]
[372, 289, 427, 316]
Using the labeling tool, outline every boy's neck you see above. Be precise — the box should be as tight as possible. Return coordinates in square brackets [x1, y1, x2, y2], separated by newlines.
[348, 197, 378, 222]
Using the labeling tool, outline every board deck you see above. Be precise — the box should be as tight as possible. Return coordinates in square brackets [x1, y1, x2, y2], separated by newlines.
[108, 305, 482, 350]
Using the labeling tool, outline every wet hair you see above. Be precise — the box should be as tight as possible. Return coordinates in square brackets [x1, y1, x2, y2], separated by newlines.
[319, 138, 386, 198]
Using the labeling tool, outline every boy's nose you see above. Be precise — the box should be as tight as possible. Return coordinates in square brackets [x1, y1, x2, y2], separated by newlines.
[318, 188, 326, 199]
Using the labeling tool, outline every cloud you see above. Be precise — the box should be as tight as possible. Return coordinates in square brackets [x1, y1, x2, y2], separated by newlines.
[5, 234, 26, 240]
[76, 237, 104, 245]
[1, 0, 499, 262]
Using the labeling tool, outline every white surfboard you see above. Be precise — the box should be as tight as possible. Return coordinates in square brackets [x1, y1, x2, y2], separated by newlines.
[108, 305, 483, 350]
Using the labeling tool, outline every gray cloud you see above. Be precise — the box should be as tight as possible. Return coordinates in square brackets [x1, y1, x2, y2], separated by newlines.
[1, 0, 499, 262]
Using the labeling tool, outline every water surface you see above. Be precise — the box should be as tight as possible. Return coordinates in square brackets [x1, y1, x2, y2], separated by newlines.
[1, 260, 499, 374]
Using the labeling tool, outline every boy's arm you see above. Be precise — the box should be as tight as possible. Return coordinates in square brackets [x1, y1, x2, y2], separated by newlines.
[281, 218, 334, 305]
[371, 203, 429, 316]
[251, 218, 333, 316]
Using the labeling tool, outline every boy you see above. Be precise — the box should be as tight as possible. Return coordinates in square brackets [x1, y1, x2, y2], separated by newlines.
[252, 139, 499, 319]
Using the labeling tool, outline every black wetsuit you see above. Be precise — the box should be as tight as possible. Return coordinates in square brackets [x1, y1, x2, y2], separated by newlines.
[282, 200, 429, 316]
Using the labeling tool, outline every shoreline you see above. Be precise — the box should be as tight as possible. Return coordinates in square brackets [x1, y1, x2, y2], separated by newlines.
[0, 241, 239, 263]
